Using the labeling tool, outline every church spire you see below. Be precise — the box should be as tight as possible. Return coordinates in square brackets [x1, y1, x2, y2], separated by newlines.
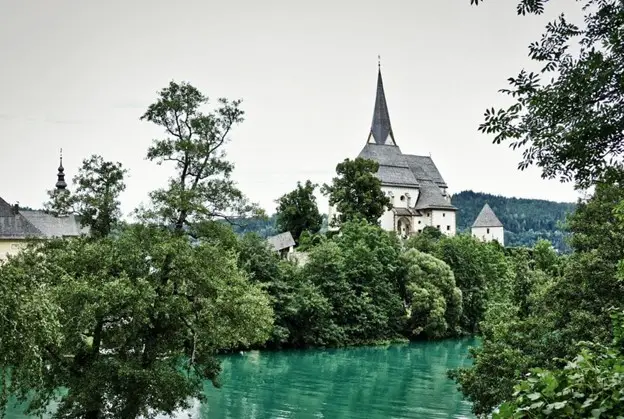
[368, 58, 396, 146]
[55, 148, 67, 190]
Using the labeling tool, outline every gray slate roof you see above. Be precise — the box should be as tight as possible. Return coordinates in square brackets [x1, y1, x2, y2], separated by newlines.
[0, 196, 84, 239]
[414, 180, 456, 210]
[358, 143, 448, 190]
[267, 232, 296, 251]
[369, 69, 395, 145]
[472, 203, 503, 228]
[21, 211, 87, 237]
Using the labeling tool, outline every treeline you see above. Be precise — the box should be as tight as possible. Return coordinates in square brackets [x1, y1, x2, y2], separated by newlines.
[224, 191, 575, 253]
[452, 190, 575, 252]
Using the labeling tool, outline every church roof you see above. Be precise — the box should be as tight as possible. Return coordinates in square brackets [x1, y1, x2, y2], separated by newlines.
[0, 197, 45, 238]
[20, 211, 86, 237]
[0, 196, 84, 239]
[368, 68, 395, 145]
[267, 231, 296, 251]
[414, 180, 456, 210]
[472, 203, 503, 228]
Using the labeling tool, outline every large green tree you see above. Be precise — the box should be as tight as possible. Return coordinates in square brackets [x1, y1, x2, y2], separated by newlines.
[275, 180, 323, 242]
[471, 0, 624, 189]
[322, 158, 391, 227]
[0, 81, 274, 419]
[139, 80, 258, 229]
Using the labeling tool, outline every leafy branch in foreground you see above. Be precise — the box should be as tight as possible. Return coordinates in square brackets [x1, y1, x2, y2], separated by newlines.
[471, 0, 624, 189]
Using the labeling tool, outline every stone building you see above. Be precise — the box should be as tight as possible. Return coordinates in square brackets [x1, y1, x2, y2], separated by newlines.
[328, 65, 456, 238]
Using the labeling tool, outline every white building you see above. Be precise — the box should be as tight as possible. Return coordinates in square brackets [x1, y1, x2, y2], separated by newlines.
[471, 203, 504, 246]
[328, 66, 457, 238]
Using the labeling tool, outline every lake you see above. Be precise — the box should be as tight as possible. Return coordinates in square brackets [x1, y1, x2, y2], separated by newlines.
[6, 338, 477, 418]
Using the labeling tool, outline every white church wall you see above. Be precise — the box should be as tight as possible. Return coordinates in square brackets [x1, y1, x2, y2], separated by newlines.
[382, 186, 420, 209]
[471, 226, 504, 245]
[431, 210, 456, 236]
[380, 210, 395, 231]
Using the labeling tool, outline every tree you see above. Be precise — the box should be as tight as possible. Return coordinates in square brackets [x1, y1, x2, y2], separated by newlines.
[400, 249, 463, 338]
[72, 155, 127, 238]
[0, 82, 275, 419]
[139, 80, 257, 230]
[0, 226, 273, 419]
[275, 180, 323, 242]
[322, 158, 391, 227]
[471, 0, 624, 189]
[494, 310, 624, 418]
[44, 154, 127, 238]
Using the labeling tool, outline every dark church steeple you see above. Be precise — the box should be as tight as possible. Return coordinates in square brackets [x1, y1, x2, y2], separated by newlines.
[55, 148, 67, 190]
[367, 57, 396, 146]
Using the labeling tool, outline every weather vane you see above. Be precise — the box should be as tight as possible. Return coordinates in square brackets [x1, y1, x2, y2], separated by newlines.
[378, 54, 381, 69]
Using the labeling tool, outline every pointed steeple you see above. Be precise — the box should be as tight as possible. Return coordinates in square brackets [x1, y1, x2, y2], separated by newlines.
[55, 148, 67, 190]
[368, 58, 396, 146]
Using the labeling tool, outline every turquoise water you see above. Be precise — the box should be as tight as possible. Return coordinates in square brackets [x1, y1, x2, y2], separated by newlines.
[6, 338, 477, 418]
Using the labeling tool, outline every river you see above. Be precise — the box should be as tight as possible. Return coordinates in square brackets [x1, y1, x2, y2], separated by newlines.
[6, 338, 477, 418]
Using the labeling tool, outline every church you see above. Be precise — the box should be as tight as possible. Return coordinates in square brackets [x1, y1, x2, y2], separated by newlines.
[329, 66, 457, 238]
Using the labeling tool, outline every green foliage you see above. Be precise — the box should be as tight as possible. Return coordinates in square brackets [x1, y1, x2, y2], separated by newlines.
[494, 310, 624, 418]
[0, 226, 273, 418]
[275, 180, 323, 242]
[72, 155, 127, 238]
[400, 249, 463, 338]
[434, 234, 510, 334]
[322, 158, 391, 227]
[140, 80, 257, 229]
[450, 183, 624, 416]
[303, 221, 405, 344]
[471, 0, 624, 189]
[452, 190, 575, 252]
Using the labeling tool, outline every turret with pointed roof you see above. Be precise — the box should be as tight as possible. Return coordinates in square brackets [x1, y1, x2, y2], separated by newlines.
[471, 203, 504, 246]
[472, 203, 503, 228]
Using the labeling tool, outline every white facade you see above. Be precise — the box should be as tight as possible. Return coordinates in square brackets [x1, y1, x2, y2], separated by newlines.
[472, 226, 504, 246]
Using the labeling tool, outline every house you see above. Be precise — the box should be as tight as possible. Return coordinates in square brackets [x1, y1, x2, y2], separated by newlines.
[471, 203, 504, 246]
[266, 231, 296, 259]
[328, 64, 457, 238]
[0, 154, 86, 261]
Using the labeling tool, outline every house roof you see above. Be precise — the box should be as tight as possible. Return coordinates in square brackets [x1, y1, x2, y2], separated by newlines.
[414, 180, 456, 210]
[0, 196, 84, 239]
[267, 232, 296, 251]
[472, 203, 503, 228]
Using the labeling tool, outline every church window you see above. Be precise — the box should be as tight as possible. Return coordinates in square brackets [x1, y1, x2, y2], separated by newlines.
[437, 225, 440, 230]
[418, 220, 421, 224]
[400, 195, 405, 201]
[446, 225, 450, 231]
[486, 228, 490, 234]
[443, 213, 446, 217]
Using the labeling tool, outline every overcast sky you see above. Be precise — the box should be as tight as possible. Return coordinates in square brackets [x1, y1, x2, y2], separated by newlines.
[0, 0, 584, 216]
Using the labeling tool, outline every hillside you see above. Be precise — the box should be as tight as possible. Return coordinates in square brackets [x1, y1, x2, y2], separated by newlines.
[451, 190, 576, 252]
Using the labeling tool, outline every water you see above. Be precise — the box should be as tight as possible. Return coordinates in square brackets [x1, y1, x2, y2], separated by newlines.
[6, 338, 477, 418]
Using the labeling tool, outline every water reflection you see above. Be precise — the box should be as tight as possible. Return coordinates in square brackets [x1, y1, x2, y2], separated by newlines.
[6, 338, 477, 419]
[200, 338, 476, 419]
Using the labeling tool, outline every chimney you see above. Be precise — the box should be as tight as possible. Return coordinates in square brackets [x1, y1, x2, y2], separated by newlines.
[12, 203, 19, 214]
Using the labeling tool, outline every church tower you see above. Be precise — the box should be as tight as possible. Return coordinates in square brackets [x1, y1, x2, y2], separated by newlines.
[471, 203, 504, 245]
[55, 149, 67, 190]
[367, 61, 397, 146]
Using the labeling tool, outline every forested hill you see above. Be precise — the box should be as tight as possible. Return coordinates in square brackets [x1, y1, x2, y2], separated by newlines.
[451, 190, 576, 252]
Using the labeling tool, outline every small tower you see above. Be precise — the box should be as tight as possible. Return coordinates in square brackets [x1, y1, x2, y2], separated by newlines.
[471, 203, 504, 246]
[55, 148, 67, 190]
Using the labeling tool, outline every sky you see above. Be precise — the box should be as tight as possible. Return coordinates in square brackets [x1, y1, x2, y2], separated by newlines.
[0, 0, 585, 216]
